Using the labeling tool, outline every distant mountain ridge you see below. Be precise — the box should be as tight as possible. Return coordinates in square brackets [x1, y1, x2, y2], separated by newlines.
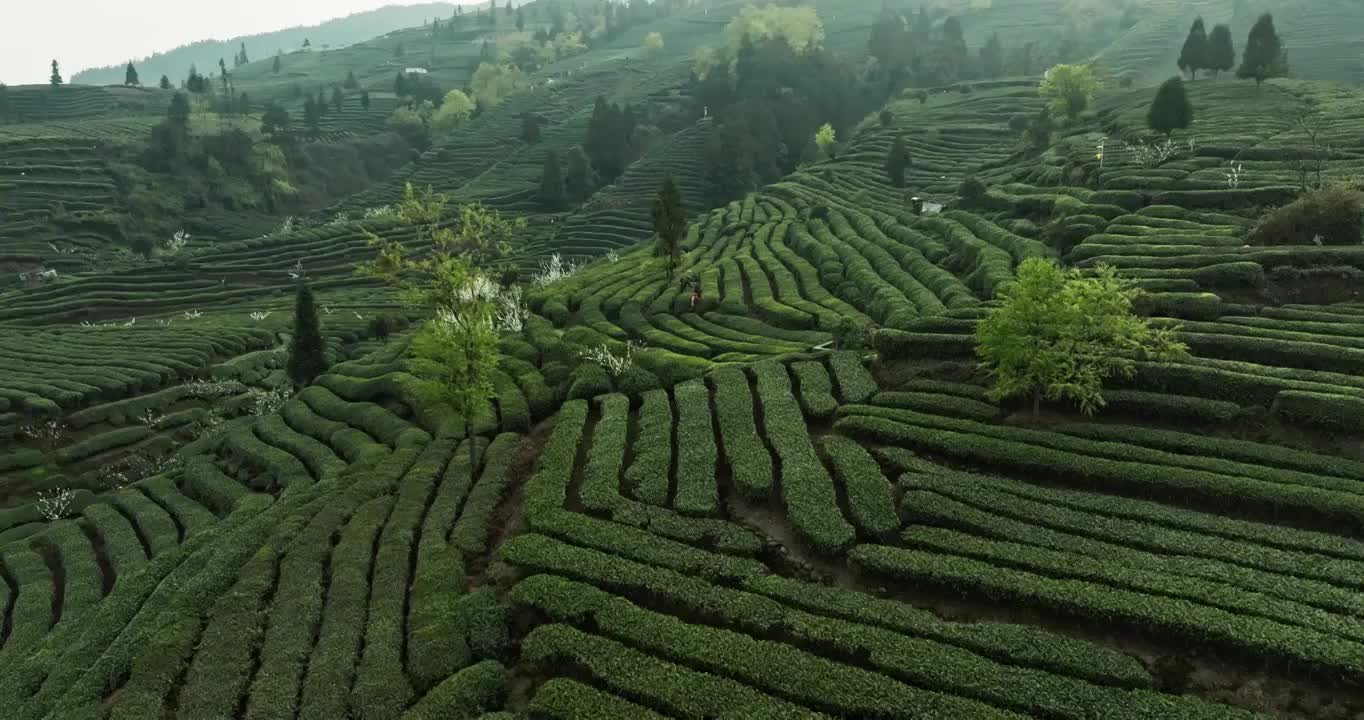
[72, 2, 459, 86]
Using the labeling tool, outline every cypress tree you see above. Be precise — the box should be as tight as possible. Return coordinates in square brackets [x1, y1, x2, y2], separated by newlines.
[0, 84, 9, 123]
[361, 90, 371, 109]
[237, 92, 250, 115]
[651, 175, 687, 279]
[884, 135, 911, 187]
[50, 60, 63, 87]
[159, 75, 171, 89]
[273, 53, 282, 74]
[395, 72, 408, 96]
[1147, 77, 1194, 135]
[124, 62, 140, 86]
[1207, 24, 1236, 79]
[540, 149, 564, 209]
[565, 146, 596, 201]
[1177, 17, 1208, 80]
[331, 86, 344, 112]
[344, 69, 359, 89]
[288, 283, 328, 387]
[1237, 13, 1285, 88]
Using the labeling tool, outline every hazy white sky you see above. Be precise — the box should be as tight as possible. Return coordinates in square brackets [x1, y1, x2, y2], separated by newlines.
[1, 1, 421, 85]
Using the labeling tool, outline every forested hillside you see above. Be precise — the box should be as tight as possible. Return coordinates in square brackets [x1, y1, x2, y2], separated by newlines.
[2, 0, 1364, 718]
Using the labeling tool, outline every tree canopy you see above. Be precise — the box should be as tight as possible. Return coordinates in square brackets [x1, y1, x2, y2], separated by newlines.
[1177, 17, 1208, 80]
[1039, 64, 1099, 120]
[432, 89, 476, 134]
[470, 62, 526, 109]
[1237, 13, 1287, 87]
[652, 175, 687, 279]
[124, 63, 140, 86]
[287, 283, 328, 387]
[1147, 76, 1194, 135]
[976, 258, 1186, 416]
[1207, 24, 1235, 78]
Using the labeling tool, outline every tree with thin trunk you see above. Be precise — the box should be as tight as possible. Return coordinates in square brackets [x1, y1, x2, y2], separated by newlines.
[125, 62, 140, 86]
[359, 185, 513, 470]
[273, 53, 282, 74]
[976, 259, 1186, 417]
[651, 175, 687, 279]
[1177, 17, 1208, 80]
[50, 60, 63, 87]
[287, 283, 328, 386]
[1238, 13, 1286, 88]
[1207, 24, 1235, 78]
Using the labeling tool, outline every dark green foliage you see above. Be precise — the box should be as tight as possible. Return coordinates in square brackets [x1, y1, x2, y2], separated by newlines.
[261, 102, 290, 138]
[521, 114, 541, 144]
[958, 175, 987, 205]
[1207, 24, 1235, 77]
[343, 69, 359, 89]
[159, 74, 171, 89]
[564, 146, 596, 202]
[1177, 17, 1208, 80]
[303, 95, 321, 136]
[331, 86, 344, 113]
[288, 284, 328, 386]
[878, 109, 893, 127]
[584, 96, 633, 181]
[360, 89, 371, 109]
[124, 62, 140, 86]
[1248, 185, 1364, 246]
[885, 135, 910, 187]
[1147, 77, 1194, 135]
[272, 53, 282, 74]
[540, 150, 564, 210]
[1238, 13, 1287, 87]
[50, 59, 62, 87]
[652, 175, 686, 279]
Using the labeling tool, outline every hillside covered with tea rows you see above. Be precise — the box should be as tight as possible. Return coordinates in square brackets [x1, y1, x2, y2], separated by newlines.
[2, 0, 1364, 718]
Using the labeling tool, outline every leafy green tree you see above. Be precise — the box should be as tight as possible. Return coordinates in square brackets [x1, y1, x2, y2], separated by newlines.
[651, 175, 687, 279]
[124, 62, 140, 86]
[471, 62, 525, 109]
[976, 258, 1186, 416]
[1238, 13, 1286, 88]
[516, 8, 525, 31]
[287, 283, 328, 386]
[50, 60, 63, 87]
[884, 134, 910, 187]
[361, 90, 371, 109]
[237, 42, 249, 66]
[359, 188, 521, 466]
[1207, 24, 1236, 78]
[979, 32, 1004, 79]
[344, 69, 360, 90]
[1177, 17, 1208, 80]
[394, 71, 408, 97]
[237, 92, 250, 115]
[303, 38, 311, 49]
[432, 89, 475, 133]
[1039, 63, 1099, 120]
[331, 86, 344, 113]
[159, 75, 171, 89]
[409, 263, 500, 469]
[273, 52, 282, 74]
[814, 122, 837, 159]
[540, 149, 564, 209]
[1147, 76, 1194, 135]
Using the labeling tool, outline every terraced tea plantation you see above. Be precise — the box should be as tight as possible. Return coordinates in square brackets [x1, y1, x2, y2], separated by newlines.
[4, 0, 1364, 718]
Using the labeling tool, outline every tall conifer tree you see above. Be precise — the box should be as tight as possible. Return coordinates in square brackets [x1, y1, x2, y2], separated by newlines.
[288, 283, 328, 386]
[1177, 17, 1208, 80]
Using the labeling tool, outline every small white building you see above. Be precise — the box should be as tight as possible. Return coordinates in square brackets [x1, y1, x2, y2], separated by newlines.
[404, 67, 429, 75]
